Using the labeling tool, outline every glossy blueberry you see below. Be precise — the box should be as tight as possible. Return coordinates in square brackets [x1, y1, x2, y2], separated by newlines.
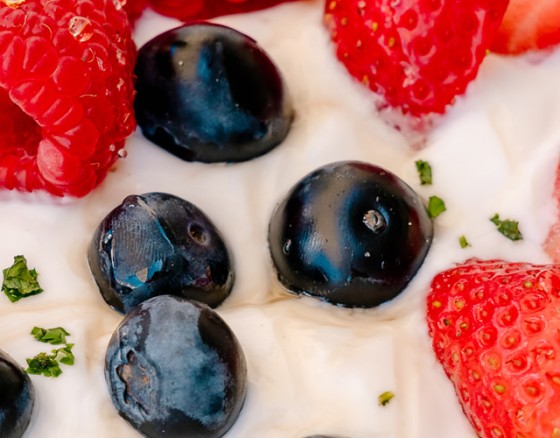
[0, 349, 34, 438]
[88, 192, 234, 313]
[269, 161, 433, 308]
[105, 295, 247, 438]
[134, 22, 294, 163]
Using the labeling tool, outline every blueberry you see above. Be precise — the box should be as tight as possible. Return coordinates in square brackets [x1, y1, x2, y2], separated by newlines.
[134, 22, 294, 163]
[0, 349, 34, 438]
[268, 161, 433, 308]
[105, 295, 247, 438]
[88, 192, 234, 313]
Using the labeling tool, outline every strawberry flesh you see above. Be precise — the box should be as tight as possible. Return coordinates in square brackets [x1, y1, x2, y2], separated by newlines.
[147, 0, 300, 21]
[426, 259, 560, 437]
[491, 0, 560, 54]
[324, 0, 508, 117]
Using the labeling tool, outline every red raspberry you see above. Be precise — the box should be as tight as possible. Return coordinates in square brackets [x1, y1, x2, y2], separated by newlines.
[147, 0, 299, 22]
[0, 0, 136, 197]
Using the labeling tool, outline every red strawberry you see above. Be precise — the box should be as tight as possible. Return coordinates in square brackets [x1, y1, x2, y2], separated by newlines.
[490, 0, 560, 55]
[324, 0, 509, 117]
[147, 0, 299, 22]
[122, 0, 148, 23]
[426, 258, 560, 437]
[544, 163, 560, 263]
[0, 0, 136, 197]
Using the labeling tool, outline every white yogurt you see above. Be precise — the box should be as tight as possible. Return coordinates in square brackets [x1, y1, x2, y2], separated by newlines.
[1, 1, 560, 437]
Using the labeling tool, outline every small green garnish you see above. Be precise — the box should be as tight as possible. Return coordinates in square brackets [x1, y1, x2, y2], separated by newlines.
[53, 344, 75, 366]
[2, 255, 43, 302]
[31, 327, 70, 345]
[415, 160, 432, 185]
[26, 352, 63, 377]
[26, 327, 74, 377]
[378, 391, 395, 406]
[459, 235, 470, 249]
[427, 196, 446, 219]
[490, 214, 523, 241]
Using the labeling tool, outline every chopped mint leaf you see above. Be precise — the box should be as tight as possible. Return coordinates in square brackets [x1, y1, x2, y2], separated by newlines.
[31, 327, 70, 345]
[26, 327, 74, 377]
[2, 255, 43, 302]
[427, 196, 446, 219]
[26, 352, 63, 377]
[378, 391, 395, 406]
[459, 235, 470, 249]
[53, 344, 74, 366]
[490, 214, 523, 241]
[415, 160, 432, 185]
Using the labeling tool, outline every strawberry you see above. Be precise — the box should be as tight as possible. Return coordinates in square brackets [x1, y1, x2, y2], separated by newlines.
[324, 0, 509, 117]
[490, 0, 560, 55]
[122, 0, 148, 23]
[544, 163, 560, 263]
[147, 0, 299, 22]
[426, 258, 560, 437]
[0, 0, 136, 197]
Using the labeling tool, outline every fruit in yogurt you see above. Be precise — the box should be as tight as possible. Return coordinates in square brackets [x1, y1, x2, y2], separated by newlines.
[134, 22, 294, 163]
[324, 0, 509, 117]
[491, 0, 560, 54]
[426, 259, 560, 437]
[148, 0, 298, 21]
[0, 0, 137, 197]
[0, 349, 35, 438]
[105, 295, 247, 438]
[269, 161, 433, 308]
[88, 192, 234, 313]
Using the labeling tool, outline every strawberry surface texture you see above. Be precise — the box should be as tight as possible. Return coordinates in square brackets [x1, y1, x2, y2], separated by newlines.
[0, 0, 136, 197]
[324, 0, 509, 117]
[426, 259, 560, 438]
[490, 0, 560, 54]
[147, 0, 299, 21]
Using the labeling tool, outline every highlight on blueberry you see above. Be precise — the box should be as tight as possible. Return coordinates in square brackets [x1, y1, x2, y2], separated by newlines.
[134, 22, 294, 163]
[0, 349, 35, 438]
[105, 295, 247, 438]
[268, 161, 433, 308]
[88, 192, 234, 314]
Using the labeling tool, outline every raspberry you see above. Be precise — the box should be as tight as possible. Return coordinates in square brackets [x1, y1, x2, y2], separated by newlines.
[0, 0, 136, 197]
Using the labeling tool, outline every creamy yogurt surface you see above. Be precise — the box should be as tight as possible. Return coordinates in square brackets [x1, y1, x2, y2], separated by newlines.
[2, 1, 560, 437]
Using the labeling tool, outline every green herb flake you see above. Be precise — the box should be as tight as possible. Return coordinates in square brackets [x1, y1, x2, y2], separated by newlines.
[427, 196, 446, 219]
[490, 214, 523, 241]
[415, 160, 432, 185]
[26, 352, 63, 377]
[2, 255, 43, 302]
[26, 327, 74, 377]
[53, 344, 74, 366]
[378, 391, 395, 406]
[459, 235, 470, 249]
[31, 326, 71, 345]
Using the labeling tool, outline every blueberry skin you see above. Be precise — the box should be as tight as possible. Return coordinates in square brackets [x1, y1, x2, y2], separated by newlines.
[105, 295, 247, 438]
[268, 161, 433, 308]
[134, 22, 294, 163]
[0, 350, 34, 438]
[88, 192, 234, 313]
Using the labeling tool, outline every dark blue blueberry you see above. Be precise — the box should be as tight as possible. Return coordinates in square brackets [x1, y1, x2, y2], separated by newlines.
[105, 295, 247, 438]
[268, 161, 433, 308]
[88, 192, 234, 313]
[0, 349, 34, 438]
[134, 22, 294, 163]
